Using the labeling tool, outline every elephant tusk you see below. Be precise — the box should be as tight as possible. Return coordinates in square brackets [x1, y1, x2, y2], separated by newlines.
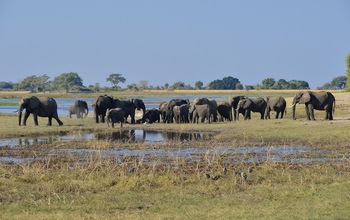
[290, 103, 296, 108]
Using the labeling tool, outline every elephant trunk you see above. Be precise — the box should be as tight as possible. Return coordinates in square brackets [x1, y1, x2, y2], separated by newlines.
[292, 103, 296, 120]
[85, 107, 89, 118]
[18, 106, 23, 126]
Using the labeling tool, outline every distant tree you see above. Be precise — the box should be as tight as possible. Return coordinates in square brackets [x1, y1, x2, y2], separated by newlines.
[276, 79, 290, 89]
[261, 78, 276, 89]
[106, 73, 126, 89]
[195, 81, 203, 90]
[127, 83, 139, 91]
[18, 74, 50, 92]
[0, 81, 13, 89]
[170, 81, 193, 90]
[346, 54, 350, 92]
[139, 80, 149, 89]
[317, 76, 347, 90]
[331, 76, 347, 89]
[289, 80, 309, 89]
[51, 72, 83, 93]
[207, 76, 240, 90]
[317, 82, 332, 90]
[235, 83, 243, 90]
[164, 83, 169, 90]
[245, 85, 255, 90]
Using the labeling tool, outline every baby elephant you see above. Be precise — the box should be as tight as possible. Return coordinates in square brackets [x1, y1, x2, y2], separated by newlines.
[105, 108, 125, 128]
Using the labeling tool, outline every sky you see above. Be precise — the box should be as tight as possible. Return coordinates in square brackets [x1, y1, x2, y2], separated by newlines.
[0, 0, 349, 89]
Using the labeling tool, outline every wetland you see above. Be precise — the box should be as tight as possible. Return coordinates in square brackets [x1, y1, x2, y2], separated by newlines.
[0, 90, 349, 219]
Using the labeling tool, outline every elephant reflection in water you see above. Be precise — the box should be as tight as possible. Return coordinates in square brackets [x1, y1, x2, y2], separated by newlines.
[163, 132, 206, 141]
[95, 130, 146, 142]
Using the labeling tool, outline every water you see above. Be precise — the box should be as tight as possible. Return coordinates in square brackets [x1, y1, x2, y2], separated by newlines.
[0, 129, 341, 165]
[0, 130, 212, 147]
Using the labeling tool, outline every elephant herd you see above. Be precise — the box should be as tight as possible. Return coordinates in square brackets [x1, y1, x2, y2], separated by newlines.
[17, 91, 336, 127]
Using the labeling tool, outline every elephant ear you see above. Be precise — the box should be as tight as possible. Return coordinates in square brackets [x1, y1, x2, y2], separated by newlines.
[29, 96, 40, 110]
[299, 92, 311, 104]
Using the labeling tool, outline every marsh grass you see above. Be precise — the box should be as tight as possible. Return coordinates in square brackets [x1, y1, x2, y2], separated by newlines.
[1, 90, 350, 219]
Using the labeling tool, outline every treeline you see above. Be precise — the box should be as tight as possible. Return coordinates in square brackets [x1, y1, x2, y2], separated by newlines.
[0, 72, 347, 92]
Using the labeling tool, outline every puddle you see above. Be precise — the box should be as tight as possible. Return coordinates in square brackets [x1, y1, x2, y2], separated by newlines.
[0, 130, 345, 166]
[0, 130, 213, 147]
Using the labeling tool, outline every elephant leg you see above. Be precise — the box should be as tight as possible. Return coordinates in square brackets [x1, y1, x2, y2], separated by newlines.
[308, 105, 315, 120]
[244, 110, 249, 120]
[95, 114, 99, 123]
[33, 114, 39, 126]
[23, 112, 31, 126]
[305, 105, 310, 120]
[54, 116, 63, 126]
[275, 111, 280, 119]
[47, 117, 52, 126]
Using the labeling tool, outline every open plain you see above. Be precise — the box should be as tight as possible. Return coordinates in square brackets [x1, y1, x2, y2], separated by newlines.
[0, 90, 349, 219]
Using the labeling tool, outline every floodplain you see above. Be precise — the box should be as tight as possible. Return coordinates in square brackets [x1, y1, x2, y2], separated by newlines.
[0, 90, 349, 219]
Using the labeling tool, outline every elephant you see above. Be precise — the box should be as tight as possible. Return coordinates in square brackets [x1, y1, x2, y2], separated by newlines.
[236, 97, 267, 120]
[69, 100, 89, 118]
[292, 91, 335, 120]
[191, 104, 211, 124]
[113, 98, 146, 124]
[193, 98, 218, 122]
[18, 96, 63, 126]
[228, 95, 248, 121]
[158, 101, 169, 123]
[105, 108, 125, 128]
[166, 99, 190, 123]
[265, 96, 286, 119]
[217, 101, 232, 122]
[93, 94, 114, 123]
[138, 108, 160, 124]
[173, 104, 190, 123]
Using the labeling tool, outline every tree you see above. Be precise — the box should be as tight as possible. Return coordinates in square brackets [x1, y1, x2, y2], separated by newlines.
[331, 76, 347, 89]
[51, 72, 84, 93]
[261, 78, 276, 89]
[346, 54, 350, 92]
[207, 76, 240, 90]
[139, 80, 149, 90]
[18, 74, 50, 92]
[106, 73, 126, 89]
[235, 83, 243, 90]
[276, 79, 290, 89]
[195, 81, 203, 90]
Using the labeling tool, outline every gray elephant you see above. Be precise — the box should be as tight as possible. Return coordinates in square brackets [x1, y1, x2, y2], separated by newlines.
[236, 97, 267, 120]
[217, 102, 232, 122]
[265, 96, 286, 119]
[138, 108, 160, 124]
[191, 104, 211, 124]
[292, 91, 335, 120]
[166, 99, 190, 123]
[228, 95, 248, 121]
[158, 101, 169, 123]
[93, 94, 114, 123]
[193, 98, 218, 122]
[105, 108, 125, 128]
[114, 98, 146, 124]
[69, 100, 89, 118]
[18, 96, 63, 126]
[173, 104, 190, 123]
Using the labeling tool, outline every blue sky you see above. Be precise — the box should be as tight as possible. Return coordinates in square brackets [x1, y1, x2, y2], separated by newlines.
[0, 0, 349, 89]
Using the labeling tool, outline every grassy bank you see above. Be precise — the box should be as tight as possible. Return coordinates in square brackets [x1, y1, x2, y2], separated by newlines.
[0, 90, 349, 219]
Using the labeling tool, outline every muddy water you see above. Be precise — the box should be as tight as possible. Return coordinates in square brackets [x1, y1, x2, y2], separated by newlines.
[0, 130, 338, 165]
